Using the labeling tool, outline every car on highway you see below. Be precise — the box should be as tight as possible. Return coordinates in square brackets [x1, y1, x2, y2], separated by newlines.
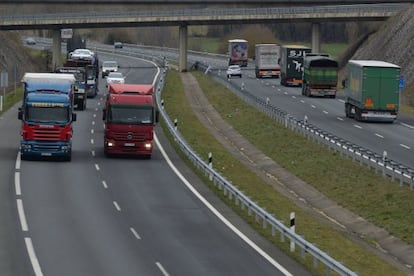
[105, 72, 125, 87]
[69, 48, 94, 59]
[114, 42, 123, 49]
[226, 65, 242, 78]
[25, 37, 36, 45]
[101, 60, 119, 78]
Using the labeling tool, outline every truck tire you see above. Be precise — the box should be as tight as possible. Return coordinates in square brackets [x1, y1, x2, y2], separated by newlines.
[355, 107, 362, 121]
[78, 101, 83, 111]
[345, 103, 354, 118]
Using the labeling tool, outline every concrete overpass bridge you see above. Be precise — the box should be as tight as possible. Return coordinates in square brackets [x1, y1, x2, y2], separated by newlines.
[0, 3, 408, 71]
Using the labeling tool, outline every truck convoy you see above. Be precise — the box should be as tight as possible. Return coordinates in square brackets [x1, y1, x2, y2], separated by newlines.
[102, 83, 159, 158]
[65, 48, 99, 98]
[18, 73, 77, 161]
[228, 39, 248, 67]
[302, 53, 339, 98]
[56, 66, 87, 110]
[254, 44, 281, 78]
[280, 45, 311, 86]
[345, 60, 400, 122]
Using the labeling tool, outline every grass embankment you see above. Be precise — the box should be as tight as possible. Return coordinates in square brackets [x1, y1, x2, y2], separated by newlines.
[161, 69, 412, 275]
[0, 89, 22, 116]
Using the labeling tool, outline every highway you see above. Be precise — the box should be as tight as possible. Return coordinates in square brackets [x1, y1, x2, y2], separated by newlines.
[0, 51, 310, 275]
[125, 44, 414, 169]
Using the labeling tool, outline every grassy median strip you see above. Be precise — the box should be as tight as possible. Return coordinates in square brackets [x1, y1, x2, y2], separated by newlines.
[161, 69, 407, 275]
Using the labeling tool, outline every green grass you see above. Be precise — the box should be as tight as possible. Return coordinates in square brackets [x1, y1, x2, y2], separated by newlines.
[188, 37, 222, 53]
[321, 43, 349, 59]
[161, 69, 407, 275]
[0, 88, 22, 116]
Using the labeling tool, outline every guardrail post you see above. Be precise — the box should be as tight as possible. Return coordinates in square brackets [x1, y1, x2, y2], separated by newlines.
[382, 151, 387, 177]
[161, 99, 164, 109]
[208, 152, 213, 181]
[174, 118, 178, 131]
[290, 212, 295, 252]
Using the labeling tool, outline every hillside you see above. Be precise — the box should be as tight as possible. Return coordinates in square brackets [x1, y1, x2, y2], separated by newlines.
[0, 32, 42, 91]
[351, 4, 414, 105]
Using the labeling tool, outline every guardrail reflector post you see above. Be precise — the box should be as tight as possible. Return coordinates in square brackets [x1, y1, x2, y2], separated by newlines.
[290, 212, 295, 252]
[208, 152, 213, 181]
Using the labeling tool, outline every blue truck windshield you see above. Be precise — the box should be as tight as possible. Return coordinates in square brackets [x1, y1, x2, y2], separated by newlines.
[108, 105, 153, 124]
[26, 106, 69, 123]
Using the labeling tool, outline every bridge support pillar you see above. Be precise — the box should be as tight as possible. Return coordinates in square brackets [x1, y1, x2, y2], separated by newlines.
[179, 24, 188, 72]
[311, 23, 321, 54]
[52, 29, 62, 70]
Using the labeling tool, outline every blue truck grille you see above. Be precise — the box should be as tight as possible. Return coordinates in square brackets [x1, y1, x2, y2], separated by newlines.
[31, 143, 62, 152]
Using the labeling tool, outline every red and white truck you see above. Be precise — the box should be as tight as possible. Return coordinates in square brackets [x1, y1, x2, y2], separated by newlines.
[102, 83, 159, 158]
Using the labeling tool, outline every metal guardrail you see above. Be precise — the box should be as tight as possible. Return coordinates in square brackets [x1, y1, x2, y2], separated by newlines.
[90, 43, 359, 275]
[107, 42, 414, 190]
[89, 41, 414, 189]
[193, 61, 414, 189]
[154, 65, 359, 276]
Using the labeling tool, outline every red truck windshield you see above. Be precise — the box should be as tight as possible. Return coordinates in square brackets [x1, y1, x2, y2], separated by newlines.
[108, 104, 153, 125]
[26, 106, 69, 123]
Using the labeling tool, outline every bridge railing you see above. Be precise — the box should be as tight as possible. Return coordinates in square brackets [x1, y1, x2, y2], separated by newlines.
[0, 3, 407, 21]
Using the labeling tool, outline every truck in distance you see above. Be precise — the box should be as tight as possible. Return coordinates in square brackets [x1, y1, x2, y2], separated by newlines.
[18, 73, 77, 161]
[280, 45, 311, 87]
[228, 39, 248, 67]
[344, 60, 400, 122]
[102, 83, 159, 158]
[65, 48, 99, 98]
[254, 44, 281, 78]
[302, 53, 338, 98]
[56, 66, 87, 110]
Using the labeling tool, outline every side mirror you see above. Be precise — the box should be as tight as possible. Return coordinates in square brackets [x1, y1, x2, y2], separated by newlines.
[18, 108, 23, 120]
[155, 110, 160, 123]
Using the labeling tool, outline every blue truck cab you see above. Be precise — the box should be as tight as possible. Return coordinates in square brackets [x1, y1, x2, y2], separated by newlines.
[18, 73, 77, 161]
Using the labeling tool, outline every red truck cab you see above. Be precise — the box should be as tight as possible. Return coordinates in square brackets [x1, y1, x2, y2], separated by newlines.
[103, 83, 158, 158]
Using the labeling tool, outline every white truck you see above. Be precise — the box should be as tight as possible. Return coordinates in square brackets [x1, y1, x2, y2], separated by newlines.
[228, 39, 248, 67]
[254, 44, 280, 78]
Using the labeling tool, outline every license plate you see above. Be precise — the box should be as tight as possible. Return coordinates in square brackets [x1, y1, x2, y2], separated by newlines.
[124, 143, 135, 147]
[41, 153, 52, 156]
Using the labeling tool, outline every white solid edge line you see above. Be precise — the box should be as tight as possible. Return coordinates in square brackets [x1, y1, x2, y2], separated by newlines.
[16, 151, 21, 170]
[154, 135, 293, 276]
[25, 237, 44, 276]
[15, 172, 21, 196]
[17, 199, 29, 232]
